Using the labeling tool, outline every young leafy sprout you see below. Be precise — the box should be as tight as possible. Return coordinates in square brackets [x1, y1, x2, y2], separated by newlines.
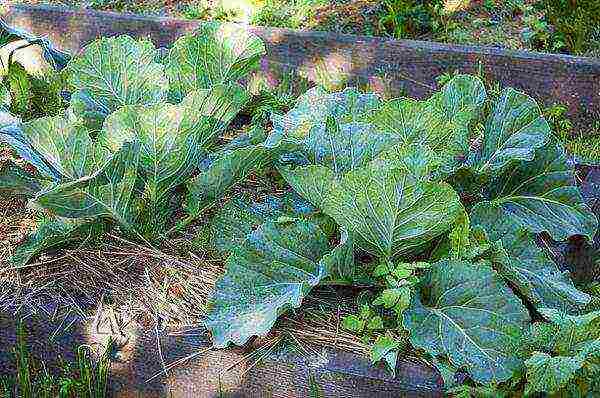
[0, 23, 267, 264]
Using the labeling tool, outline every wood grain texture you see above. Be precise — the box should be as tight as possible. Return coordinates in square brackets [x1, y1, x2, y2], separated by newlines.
[0, 301, 443, 397]
[2, 4, 600, 131]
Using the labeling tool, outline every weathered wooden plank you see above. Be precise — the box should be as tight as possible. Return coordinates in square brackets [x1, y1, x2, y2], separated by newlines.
[2, 4, 600, 131]
[0, 301, 443, 397]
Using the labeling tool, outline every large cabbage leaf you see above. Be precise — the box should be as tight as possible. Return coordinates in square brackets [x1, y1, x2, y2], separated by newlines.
[165, 22, 265, 102]
[182, 96, 267, 225]
[403, 259, 530, 384]
[284, 86, 381, 125]
[21, 116, 110, 180]
[266, 87, 383, 154]
[471, 202, 590, 313]
[486, 142, 598, 241]
[0, 116, 117, 210]
[524, 352, 587, 395]
[474, 87, 550, 174]
[102, 102, 199, 207]
[0, 159, 43, 197]
[207, 194, 289, 255]
[101, 84, 249, 228]
[282, 157, 462, 260]
[9, 217, 103, 267]
[271, 88, 461, 259]
[8, 143, 140, 265]
[268, 85, 455, 175]
[1, 116, 110, 182]
[206, 219, 346, 347]
[66, 35, 167, 130]
[184, 144, 271, 218]
[531, 308, 600, 354]
[371, 75, 486, 171]
[295, 120, 399, 174]
[35, 143, 140, 230]
[523, 309, 600, 395]
[178, 83, 251, 148]
[206, 190, 333, 246]
[102, 84, 249, 156]
[1, 114, 136, 263]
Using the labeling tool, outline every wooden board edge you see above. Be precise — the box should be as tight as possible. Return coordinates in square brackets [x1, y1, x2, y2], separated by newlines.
[0, 307, 444, 397]
[2, 3, 600, 131]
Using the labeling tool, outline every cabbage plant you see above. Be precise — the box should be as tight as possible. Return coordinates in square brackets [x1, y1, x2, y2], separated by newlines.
[204, 75, 598, 388]
[0, 24, 268, 265]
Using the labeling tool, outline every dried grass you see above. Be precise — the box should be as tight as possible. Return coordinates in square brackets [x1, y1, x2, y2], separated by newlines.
[0, 196, 369, 359]
[276, 294, 371, 357]
[1, 233, 219, 322]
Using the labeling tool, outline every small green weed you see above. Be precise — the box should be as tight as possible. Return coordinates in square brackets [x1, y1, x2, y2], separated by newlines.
[308, 373, 325, 398]
[543, 103, 573, 140]
[533, 0, 600, 55]
[0, 323, 113, 398]
[378, 0, 446, 39]
[247, 69, 310, 125]
[543, 103, 600, 164]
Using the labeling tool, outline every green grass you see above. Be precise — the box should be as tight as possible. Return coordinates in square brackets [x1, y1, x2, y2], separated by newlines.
[543, 102, 600, 164]
[251, 0, 328, 29]
[564, 134, 600, 164]
[0, 323, 113, 398]
[535, 0, 600, 56]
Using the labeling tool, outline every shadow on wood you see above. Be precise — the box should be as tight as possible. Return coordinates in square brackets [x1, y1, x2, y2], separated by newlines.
[0, 300, 443, 397]
[2, 3, 600, 132]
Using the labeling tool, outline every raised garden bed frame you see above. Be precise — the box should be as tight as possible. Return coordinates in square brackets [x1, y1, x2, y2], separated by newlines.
[1, 4, 599, 397]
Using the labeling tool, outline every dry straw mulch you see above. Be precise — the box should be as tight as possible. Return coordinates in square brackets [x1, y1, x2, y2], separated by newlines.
[0, 190, 371, 362]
